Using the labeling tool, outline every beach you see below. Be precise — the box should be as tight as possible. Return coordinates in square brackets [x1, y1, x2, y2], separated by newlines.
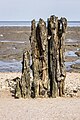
[0, 97, 80, 120]
[0, 26, 80, 120]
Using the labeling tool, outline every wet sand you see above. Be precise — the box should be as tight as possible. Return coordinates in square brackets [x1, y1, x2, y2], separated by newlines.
[0, 26, 80, 72]
[0, 26, 30, 61]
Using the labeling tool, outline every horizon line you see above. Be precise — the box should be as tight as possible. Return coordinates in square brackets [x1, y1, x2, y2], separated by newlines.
[0, 20, 80, 22]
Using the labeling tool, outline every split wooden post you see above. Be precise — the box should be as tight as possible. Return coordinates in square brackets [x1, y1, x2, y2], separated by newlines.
[57, 18, 67, 96]
[21, 51, 30, 98]
[30, 20, 40, 97]
[47, 15, 59, 97]
[36, 19, 49, 97]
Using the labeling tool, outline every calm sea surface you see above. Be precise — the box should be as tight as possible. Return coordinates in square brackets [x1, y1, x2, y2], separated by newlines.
[0, 21, 80, 27]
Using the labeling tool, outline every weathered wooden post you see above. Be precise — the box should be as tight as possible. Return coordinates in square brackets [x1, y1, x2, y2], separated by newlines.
[15, 15, 67, 98]
[21, 51, 30, 98]
[15, 77, 21, 98]
[15, 51, 30, 98]
[57, 18, 67, 96]
[30, 20, 40, 97]
[36, 19, 48, 97]
[47, 15, 58, 97]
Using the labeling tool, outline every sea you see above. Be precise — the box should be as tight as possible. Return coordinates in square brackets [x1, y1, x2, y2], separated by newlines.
[0, 21, 80, 27]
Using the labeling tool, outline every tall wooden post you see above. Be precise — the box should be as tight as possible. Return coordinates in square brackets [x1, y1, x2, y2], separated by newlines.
[47, 15, 58, 97]
[57, 18, 67, 96]
[30, 20, 40, 97]
[36, 19, 48, 97]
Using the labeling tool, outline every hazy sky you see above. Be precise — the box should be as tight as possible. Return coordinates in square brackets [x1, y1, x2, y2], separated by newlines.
[0, 0, 80, 21]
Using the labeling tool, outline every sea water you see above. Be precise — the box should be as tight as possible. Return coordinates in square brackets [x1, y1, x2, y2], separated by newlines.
[0, 60, 22, 72]
[0, 21, 80, 27]
[0, 21, 31, 26]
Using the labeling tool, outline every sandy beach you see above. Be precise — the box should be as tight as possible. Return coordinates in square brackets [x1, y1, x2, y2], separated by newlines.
[0, 97, 80, 120]
[0, 26, 80, 120]
[0, 72, 80, 120]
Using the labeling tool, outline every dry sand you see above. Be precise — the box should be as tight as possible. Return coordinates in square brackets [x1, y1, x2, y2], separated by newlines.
[0, 97, 80, 120]
[0, 72, 80, 120]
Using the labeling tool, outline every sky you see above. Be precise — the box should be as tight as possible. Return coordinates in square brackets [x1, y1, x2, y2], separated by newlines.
[0, 0, 80, 21]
